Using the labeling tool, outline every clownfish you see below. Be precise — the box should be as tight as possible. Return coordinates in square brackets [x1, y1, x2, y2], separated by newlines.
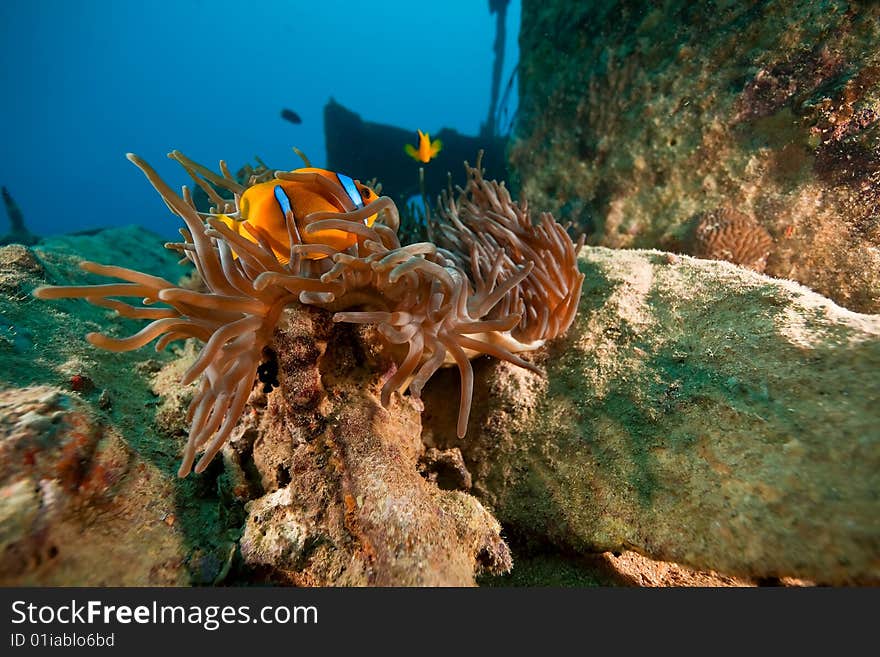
[217, 168, 380, 263]
[404, 129, 442, 163]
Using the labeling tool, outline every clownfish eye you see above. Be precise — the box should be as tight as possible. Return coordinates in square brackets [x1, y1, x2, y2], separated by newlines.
[359, 187, 371, 200]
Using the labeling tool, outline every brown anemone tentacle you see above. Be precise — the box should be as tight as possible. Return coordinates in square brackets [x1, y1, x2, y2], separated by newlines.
[206, 218, 284, 274]
[174, 156, 229, 209]
[470, 263, 534, 317]
[455, 314, 522, 334]
[85, 297, 178, 320]
[333, 311, 393, 324]
[34, 282, 154, 300]
[78, 262, 176, 290]
[86, 318, 207, 352]
[126, 154, 234, 296]
[182, 315, 263, 385]
[371, 223, 402, 248]
[381, 330, 424, 407]
[273, 171, 356, 211]
[252, 271, 343, 296]
[182, 390, 230, 475]
[157, 288, 267, 316]
[378, 322, 420, 345]
[169, 150, 245, 196]
[193, 369, 258, 474]
[291, 244, 339, 259]
[408, 336, 447, 399]
[241, 222, 290, 262]
[456, 334, 542, 375]
[441, 333, 475, 439]
[299, 291, 336, 305]
[302, 218, 381, 242]
[303, 196, 398, 231]
[214, 238, 258, 298]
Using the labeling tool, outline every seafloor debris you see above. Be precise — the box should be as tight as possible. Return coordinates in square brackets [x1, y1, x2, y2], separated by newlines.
[1, 187, 39, 247]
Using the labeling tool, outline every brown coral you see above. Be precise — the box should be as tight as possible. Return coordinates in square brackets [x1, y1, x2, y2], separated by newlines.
[34, 151, 584, 476]
[689, 208, 774, 273]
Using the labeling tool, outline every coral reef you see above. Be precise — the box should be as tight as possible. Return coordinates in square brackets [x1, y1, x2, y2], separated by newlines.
[687, 208, 775, 273]
[427, 247, 880, 585]
[0, 385, 187, 585]
[34, 151, 583, 477]
[511, 0, 880, 312]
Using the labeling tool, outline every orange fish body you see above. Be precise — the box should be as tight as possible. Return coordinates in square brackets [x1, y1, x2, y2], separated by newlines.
[405, 129, 442, 163]
[219, 167, 379, 262]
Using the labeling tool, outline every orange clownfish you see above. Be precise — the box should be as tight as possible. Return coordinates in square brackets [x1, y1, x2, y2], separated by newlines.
[404, 129, 442, 163]
[217, 168, 379, 263]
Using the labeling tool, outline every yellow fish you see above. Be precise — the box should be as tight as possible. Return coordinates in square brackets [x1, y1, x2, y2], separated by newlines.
[404, 129, 442, 163]
[217, 167, 379, 263]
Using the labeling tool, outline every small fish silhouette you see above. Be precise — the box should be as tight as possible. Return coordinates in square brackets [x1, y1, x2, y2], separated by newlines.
[281, 108, 302, 125]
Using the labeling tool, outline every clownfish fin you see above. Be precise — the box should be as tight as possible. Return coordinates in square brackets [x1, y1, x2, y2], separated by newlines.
[404, 143, 419, 160]
[216, 214, 241, 235]
[430, 138, 442, 157]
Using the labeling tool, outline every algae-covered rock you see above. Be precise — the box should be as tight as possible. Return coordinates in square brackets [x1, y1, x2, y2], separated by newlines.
[0, 385, 188, 585]
[512, 0, 880, 313]
[426, 247, 880, 585]
[0, 227, 233, 585]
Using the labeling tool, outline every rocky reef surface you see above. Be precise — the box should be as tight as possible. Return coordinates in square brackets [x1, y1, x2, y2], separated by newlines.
[428, 248, 879, 585]
[0, 227, 877, 585]
[512, 0, 880, 313]
[0, 228, 190, 584]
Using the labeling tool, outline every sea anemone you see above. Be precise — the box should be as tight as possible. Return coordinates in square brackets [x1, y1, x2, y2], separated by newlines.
[34, 151, 584, 477]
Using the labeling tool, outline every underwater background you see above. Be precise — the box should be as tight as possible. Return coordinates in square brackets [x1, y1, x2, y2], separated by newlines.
[0, 0, 520, 238]
[0, 0, 878, 587]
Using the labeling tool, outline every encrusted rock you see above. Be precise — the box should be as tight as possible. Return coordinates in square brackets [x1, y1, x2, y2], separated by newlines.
[419, 447, 473, 491]
[429, 247, 880, 585]
[512, 0, 880, 312]
[0, 227, 193, 586]
[233, 307, 512, 586]
[0, 386, 187, 585]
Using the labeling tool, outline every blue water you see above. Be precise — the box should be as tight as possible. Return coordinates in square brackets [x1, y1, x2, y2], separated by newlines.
[0, 0, 519, 239]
